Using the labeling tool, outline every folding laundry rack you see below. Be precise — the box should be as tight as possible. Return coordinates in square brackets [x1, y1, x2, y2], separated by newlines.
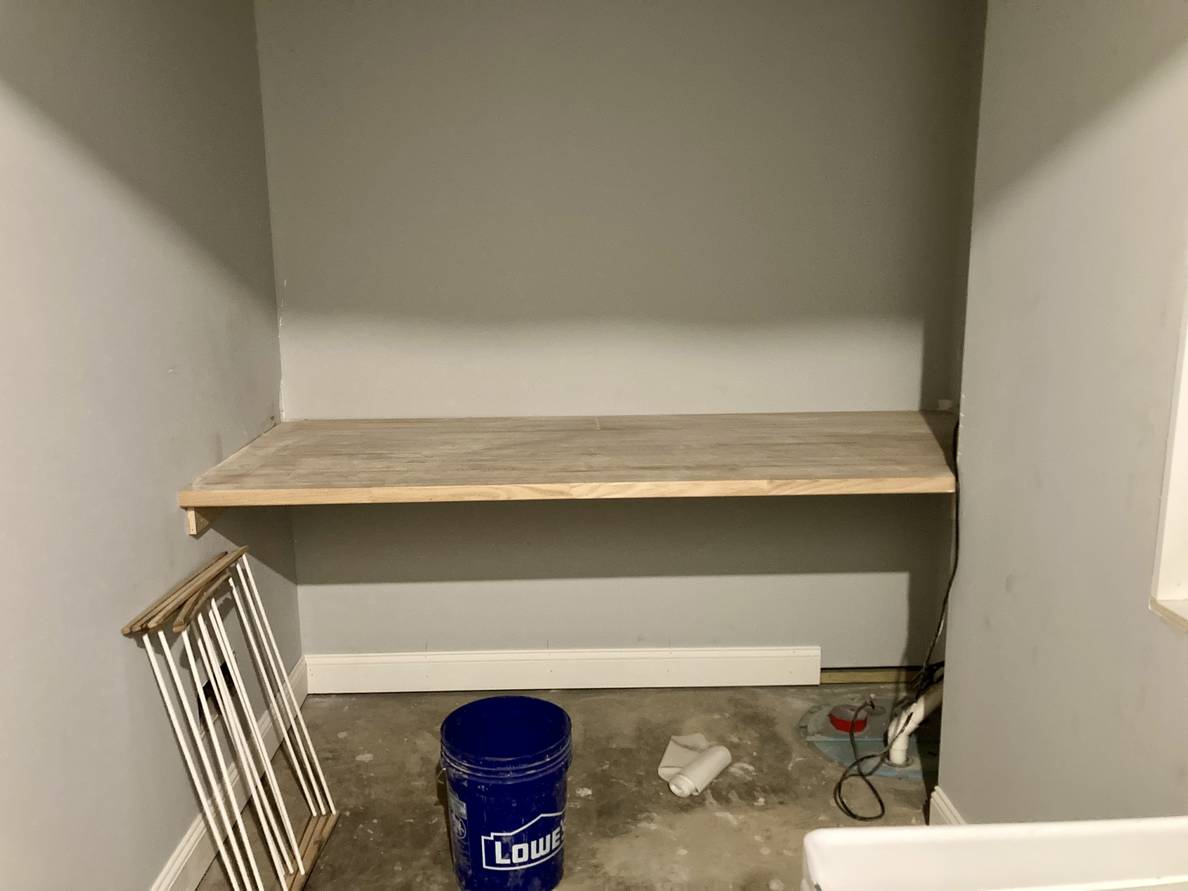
[123, 549, 337, 891]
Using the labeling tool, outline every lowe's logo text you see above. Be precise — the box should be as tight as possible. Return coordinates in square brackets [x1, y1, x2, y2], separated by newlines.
[480, 812, 564, 871]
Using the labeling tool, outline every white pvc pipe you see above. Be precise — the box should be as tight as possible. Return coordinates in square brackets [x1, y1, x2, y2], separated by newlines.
[229, 573, 318, 826]
[145, 635, 243, 891]
[210, 603, 303, 872]
[234, 564, 327, 816]
[181, 630, 264, 891]
[241, 558, 336, 813]
[207, 609, 297, 875]
[196, 611, 288, 888]
[887, 683, 943, 767]
[163, 631, 254, 891]
[668, 745, 733, 798]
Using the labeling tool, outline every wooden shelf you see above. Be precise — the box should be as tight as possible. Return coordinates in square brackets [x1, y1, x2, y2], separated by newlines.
[179, 411, 954, 530]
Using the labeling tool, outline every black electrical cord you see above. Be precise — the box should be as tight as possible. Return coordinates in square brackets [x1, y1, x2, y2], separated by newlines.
[910, 420, 960, 691]
[830, 690, 928, 821]
[832, 418, 960, 821]
[831, 699, 887, 821]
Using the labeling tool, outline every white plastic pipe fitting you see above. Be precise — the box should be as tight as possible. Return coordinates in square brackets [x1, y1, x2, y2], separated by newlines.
[887, 683, 943, 767]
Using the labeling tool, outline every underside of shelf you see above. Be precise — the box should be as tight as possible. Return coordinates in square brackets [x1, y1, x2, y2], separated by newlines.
[179, 411, 955, 530]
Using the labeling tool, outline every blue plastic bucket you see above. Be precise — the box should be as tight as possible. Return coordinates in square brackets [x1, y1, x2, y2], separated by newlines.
[441, 696, 572, 890]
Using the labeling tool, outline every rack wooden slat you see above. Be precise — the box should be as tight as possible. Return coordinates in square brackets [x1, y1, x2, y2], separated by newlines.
[179, 411, 954, 530]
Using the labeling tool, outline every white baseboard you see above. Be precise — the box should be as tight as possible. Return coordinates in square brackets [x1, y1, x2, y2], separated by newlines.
[289, 652, 309, 705]
[929, 786, 966, 826]
[305, 645, 821, 694]
[152, 656, 309, 891]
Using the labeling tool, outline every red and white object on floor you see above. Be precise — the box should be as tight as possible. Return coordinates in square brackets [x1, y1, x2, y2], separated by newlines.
[828, 704, 869, 734]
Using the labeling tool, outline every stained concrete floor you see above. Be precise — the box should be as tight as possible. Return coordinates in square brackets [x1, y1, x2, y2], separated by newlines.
[199, 685, 933, 890]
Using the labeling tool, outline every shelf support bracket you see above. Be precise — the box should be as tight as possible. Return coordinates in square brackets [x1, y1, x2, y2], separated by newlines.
[185, 507, 222, 537]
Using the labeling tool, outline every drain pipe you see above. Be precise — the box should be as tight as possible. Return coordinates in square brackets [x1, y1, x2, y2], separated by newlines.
[887, 683, 943, 767]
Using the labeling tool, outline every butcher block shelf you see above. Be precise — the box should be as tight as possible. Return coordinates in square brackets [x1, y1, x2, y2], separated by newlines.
[179, 411, 955, 533]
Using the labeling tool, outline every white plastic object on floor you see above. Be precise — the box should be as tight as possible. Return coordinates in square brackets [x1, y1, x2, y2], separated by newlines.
[658, 733, 732, 797]
[801, 815, 1188, 891]
[669, 745, 732, 797]
[886, 682, 943, 767]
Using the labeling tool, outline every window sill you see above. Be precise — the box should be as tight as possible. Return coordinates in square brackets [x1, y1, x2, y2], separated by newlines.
[1151, 596, 1188, 632]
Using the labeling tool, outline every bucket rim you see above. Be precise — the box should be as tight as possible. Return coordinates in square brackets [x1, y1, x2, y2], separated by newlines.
[440, 695, 572, 772]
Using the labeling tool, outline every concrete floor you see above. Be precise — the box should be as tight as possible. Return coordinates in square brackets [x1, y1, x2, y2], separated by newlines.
[199, 685, 932, 890]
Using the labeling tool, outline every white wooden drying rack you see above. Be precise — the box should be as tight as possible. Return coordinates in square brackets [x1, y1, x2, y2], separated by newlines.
[123, 548, 337, 891]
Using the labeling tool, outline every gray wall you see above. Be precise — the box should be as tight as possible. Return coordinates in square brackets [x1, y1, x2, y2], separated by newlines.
[257, 0, 980, 419]
[939, 1, 1188, 821]
[257, 0, 982, 663]
[0, 2, 296, 887]
[295, 497, 951, 661]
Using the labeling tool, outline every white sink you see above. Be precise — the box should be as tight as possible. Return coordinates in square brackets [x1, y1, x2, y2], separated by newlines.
[802, 816, 1188, 891]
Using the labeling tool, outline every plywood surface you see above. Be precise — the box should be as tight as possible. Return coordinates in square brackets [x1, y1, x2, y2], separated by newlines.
[179, 411, 955, 508]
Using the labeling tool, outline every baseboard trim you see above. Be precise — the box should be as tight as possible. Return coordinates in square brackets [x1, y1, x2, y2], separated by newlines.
[305, 646, 821, 694]
[152, 656, 309, 891]
[289, 651, 309, 705]
[929, 786, 966, 826]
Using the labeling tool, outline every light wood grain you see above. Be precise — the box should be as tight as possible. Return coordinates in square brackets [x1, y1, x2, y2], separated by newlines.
[121, 552, 226, 638]
[184, 506, 222, 536]
[122, 547, 248, 637]
[819, 667, 920, 685]
[142, 548, 247, 634]
[289, 812, 338, 891]
[171, 568, 233, 633]
[178, 411, 955, 509]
